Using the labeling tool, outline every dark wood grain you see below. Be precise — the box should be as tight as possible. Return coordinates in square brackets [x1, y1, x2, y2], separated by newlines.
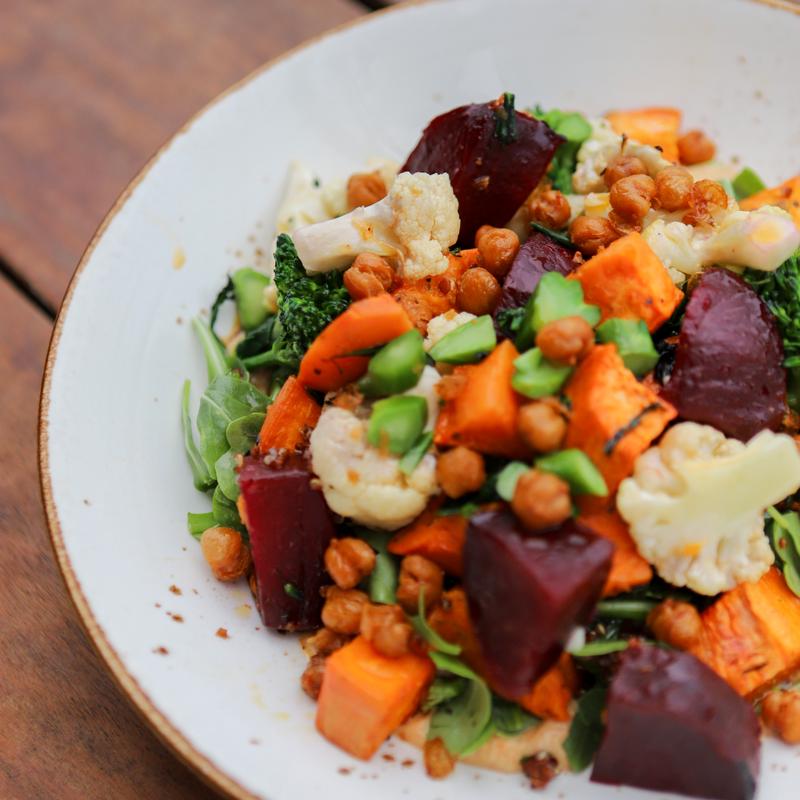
[0, 0, 365, 312]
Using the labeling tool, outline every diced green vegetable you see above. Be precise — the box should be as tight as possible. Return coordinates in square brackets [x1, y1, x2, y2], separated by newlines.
[428, 676, 493, 756]
[495, 461, 529, 501]
[181, 380, 215, 492]
[531, 106, 592, 194]
[573, 640, 629, 658]
[732, 167, 767, 201]
[564, 686, 607, 772]
[360, 329, 426, 396]
[398, 431, 433, 476]
[231, 267, 272, 331]
[192, 317, 229, 383]
[767, 506, 800, 597]
[596, 318, 659, 377]
[357, 529, 398, 604]
[367, 396, 428, 456]
[512, 348, 573, 398]
[515, 272, 600, 351]
[429, 315, 497, 364]
[536, 449, 608, 496]
[187, 511, 216, 539]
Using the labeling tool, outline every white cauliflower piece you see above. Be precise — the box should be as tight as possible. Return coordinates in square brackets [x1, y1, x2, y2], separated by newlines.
[310, 406, 438, 530]
[292, 172, 460, 279]
[274, 161, 333, 236]
[424, 311, 477, 352]
[643, 205, 800, 283]
[617, 422, 800, 595]
[403, 365, 441, 432]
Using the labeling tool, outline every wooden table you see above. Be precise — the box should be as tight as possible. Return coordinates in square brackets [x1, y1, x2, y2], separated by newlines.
[0, 2, 395, 797]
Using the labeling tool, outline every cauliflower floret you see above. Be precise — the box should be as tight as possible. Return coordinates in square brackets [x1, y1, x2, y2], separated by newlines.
[404, 365, 441, 432]
[310, 406, 438, 530]
[617, 422, 800, 595]
[643, 205, 800, 283]
[424, 311, 477, 352]
[292, 172, 460, 279]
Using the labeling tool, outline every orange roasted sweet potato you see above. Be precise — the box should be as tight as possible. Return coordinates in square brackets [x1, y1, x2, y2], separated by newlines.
[606, 107, 681, 162]
[578, 511, 653, 597]
[316, 636, 434, 760]
[298, 294, 413, 391]
[517, 653, 579, 722]
[428, 588, 488, 675]
[687, 568, 800, 699]
[389, 502, 467, 576]
[257, 376, 320, 454]
[565, 344, 676, 498]
[434, 339, 528, 459]
[740, 175, 800, 227]
[569, 233, 683, 332]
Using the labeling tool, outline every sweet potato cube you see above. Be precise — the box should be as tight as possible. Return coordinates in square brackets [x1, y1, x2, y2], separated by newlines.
[517, 653, 578, 722]
[569, 233, 683, 332]
[257, 376, 320, 454]
[740, 175, 800, 228]
[316, 636, 434, 760]
[565, 344, 676, 497]
[606, 107, 681, 162]
[389, 503, 467, 575]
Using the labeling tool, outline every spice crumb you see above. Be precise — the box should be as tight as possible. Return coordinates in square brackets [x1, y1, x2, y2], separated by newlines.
[216, 628, 229, 639]
[169, 585, 182, 595]
[169, 613, 184, 623]
[400, 759, 415, 768]
[153, 646, 169, 655]
[82, 498, 91, 506]
[382, 754, 395, 762]
[155, 603, 162, 608]
[249, 738, 261, 746]
[338, 767, 352, 776]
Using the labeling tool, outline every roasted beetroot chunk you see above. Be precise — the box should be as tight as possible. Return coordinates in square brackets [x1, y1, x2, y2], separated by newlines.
[239, 456, 335, 631]
[662, 269, 786, 440]
[463, 510, 612, 698]
[401, 98, 564, 245]
[592, 644, 760, 800]
[493, 232, 577, 332]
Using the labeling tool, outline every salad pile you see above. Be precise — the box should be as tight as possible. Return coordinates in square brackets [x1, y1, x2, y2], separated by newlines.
[181, 94, 800, 798]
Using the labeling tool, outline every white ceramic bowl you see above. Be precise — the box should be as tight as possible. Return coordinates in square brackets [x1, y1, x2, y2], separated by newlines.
[40, 0, 800, 797]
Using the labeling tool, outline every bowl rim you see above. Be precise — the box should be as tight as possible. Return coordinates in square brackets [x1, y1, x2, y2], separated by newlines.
[36, 0, 799, 798]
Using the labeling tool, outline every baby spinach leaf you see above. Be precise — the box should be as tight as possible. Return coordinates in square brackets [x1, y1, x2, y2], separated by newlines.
[411, 592, 462, 656]
[491, 696, 540, 737]
[181, 380, 215, 491]
[226, 412, 266, 453]
[422, 677, 467, 712]
[356, 529, 398, 604]
[564, 686, 607, 772]
[496, 461, 529, 501]
[429, 651, 482, 682]
[574, 640, 629, 658]
[215, 450, 240, 502]
[399, 431, 434, 476]
[187, 511, 216, 540]
[767, 506, 800, 597]
[197, 374, 269, 478]
[192, 317, 229, 383]
[212, 485, 245, 533]
[428, 677, 493, 756]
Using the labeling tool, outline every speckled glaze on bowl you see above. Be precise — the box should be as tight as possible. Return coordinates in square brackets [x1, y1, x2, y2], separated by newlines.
[40, 0, 800, 797]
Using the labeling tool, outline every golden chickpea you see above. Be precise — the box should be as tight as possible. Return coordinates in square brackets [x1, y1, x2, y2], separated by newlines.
[300, 655, 326, 700]
[762, 690, 800, 744]
[522, 753, 560, 790]
[603, 154, 647, 189]
[517, 400, 568, 453]
[436, 446, 486, 499]
[683, 179, 729, 226]
[655, 165, 694, 211]
[394, 289, 437, 334]
[321, 586, 370, 635]
[324, 537, 376, 590]
[478, 228, 520, 279]
[528, 190, 571, 230]
[346, 171, 387, 209]
[457, 267, 502, 315]
[360, 603, 412, 658]
[569, 215, 620, 256]
[474, 224, 494, 247]
[511, 469, 572, 532]
[609, 174, 657, 223]
[396, 555, 444, 614]
[677, 130, 716, 165]
[343, 253, 394, 300]
[300, 627, 348, 659]
[200, 526, 251, 582]
[647, 599, 705, 650]
[424, 738, 456, 779]
[535, 316, 595, 365]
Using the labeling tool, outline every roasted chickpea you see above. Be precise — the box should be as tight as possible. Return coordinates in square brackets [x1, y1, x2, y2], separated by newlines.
[677, 130, 716, 166]
[474, 224, 494, 246]
[511, 469, 571, 531]
[457, 267, 502, 315]
[321, 587, 370, 635]
[683, 179, 729, 226]
[394, 289, 437, 334]
[517, 400, 568, 453]
[647, 599, 704, 650]
[528, 190, 571, 230]
[436, 446, 486, 499]
[396, 555, 444, 614]
[343, 253, 394, 300]
[522, 753, 560, 790]
[569, 215, 620, 256]
[300, 655, 326, 700]
[535, 316, 595, 365]
[762, 690, 800, 744]
[477, 227, 520, 278]
[200, 526, 251, 582]
[603, 154, 647, 189]
[324, 537, 376, 590]
[300, 627, 349, 659]
[346, 170, 387, 209]
[609, 174, 656, 224]
[655, 165, 694, 211]
[424, 738, 456, 779]
[360, 603, 412, 658]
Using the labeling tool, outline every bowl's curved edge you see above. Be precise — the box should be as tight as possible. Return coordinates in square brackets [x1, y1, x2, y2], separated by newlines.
[35, 3, 426, 798]
[34, 0, 799, 798]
